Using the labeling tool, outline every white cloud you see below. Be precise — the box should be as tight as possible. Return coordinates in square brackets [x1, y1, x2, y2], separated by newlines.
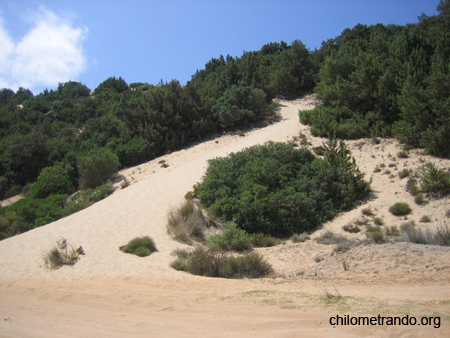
[0, 7, 87, 92]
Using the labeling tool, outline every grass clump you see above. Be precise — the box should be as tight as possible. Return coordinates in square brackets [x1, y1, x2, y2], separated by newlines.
[315, 231, 350, 245]
[420, 215, 432, 223]
[342, 223, 360, 233]
[389, 202, 412, 216]
[373, 217, 385, 226]
[166, 200, 211, 245]
[120, 236, 156, 257]
[206, 222, 252, 252]
[170, 247, 272, 278]
[414, 193, 427, 205]
[291, 232, 310, 243]
[368, 231, 385, 243]
[402, 225, 450, 246]
[251, 233, 280, 247]
[398, 169, 411, 179]
[43, 237, 84, 269]
[361, 207, 375, 216]
[384, 225, 400, 237]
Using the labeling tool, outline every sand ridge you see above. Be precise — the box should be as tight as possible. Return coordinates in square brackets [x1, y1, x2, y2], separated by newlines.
[1, 95, 449, 337]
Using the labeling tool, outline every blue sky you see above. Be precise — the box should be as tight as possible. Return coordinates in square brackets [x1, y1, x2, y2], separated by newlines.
[0, 0, 439, 95]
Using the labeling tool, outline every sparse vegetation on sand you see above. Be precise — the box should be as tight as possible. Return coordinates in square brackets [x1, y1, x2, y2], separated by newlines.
[43, 237, 84, 269]
[120, 236, 157, 257]
[166, 199, 213, 245]
[402, 224, 450, 246]
[170, 247, 272, 279]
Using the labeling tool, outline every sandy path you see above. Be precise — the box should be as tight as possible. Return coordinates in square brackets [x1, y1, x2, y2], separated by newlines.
[1, 96, 449, 337]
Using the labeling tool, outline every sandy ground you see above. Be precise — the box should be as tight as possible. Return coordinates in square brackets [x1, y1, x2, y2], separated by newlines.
[1, 95, 450, 337]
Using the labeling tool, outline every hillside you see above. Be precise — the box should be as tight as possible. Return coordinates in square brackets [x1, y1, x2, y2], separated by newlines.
[0, 96, 449, 337]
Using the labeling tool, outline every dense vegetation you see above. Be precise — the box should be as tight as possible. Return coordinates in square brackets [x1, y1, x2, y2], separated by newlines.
[0, 0, 448, 240]
[196, 140, 370, 237]
[300, 1, 450, 157]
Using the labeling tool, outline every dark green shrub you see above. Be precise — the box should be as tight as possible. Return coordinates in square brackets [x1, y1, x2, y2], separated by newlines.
[78, 148, 120, 189]
[206, 222, 252, 251]
[389, 202, 412, 216]
[120, 236, 156, 257]
[420, 163, 450, 195]
[30, 162, 75, 199]
[197, 140, 370, 237]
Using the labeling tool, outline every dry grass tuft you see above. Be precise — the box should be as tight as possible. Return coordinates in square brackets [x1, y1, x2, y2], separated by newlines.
[166, 200, 213, 245]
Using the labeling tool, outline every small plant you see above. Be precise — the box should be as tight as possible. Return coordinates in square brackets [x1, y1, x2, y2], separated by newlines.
[361, 207, 374, 216]
[342, 223, 360, 233]
[408, 185, 420, 197]
[120, 236, 156, 257]
[398, 169, 411, 179]
[341, 259, 350, 271]
[323, 286, 341, 299]
[206, 222, 252, 251]
[373, 166, 382, 173]
[397, 151, 409, 159]
[43, 237, 83, 269]
[414, 193, 427, 205]
[368, 231, 385, 243]
[373, 217, 385, 226]
[120, 178, 130, 189]
[384, 169, 392, 175]
[420, 215, 432, 223]
[400, 221, 416, 232]
[389, 202, 412, 216]
[366, 225, 381, 233]
[384, 225, 400, 237]
[251, 233, 280, 247]
[315, 231, 350, 245]
[314, 256, 324, 263]
[291, 232, 310, 243]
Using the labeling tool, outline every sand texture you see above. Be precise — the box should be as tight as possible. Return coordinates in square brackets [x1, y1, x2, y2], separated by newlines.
[1, 96, 449, 337]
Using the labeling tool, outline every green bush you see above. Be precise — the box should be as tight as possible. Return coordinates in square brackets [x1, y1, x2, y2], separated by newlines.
[197, 140, 370, 237]
[120, 236, 156, 257]
[420, 163, 450, 195]
[170, 247, 272, 279]
[389, 202, 412, 216]
[206, 222, 253, 251]
[30, 162, 75, 199]
[78, 148, 120, 189]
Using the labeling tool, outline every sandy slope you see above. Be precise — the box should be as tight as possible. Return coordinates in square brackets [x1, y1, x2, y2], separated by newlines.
[1, 96, 449, 337]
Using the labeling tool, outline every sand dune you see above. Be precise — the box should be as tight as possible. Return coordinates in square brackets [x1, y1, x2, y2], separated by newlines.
[1, 95, 449, 337]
